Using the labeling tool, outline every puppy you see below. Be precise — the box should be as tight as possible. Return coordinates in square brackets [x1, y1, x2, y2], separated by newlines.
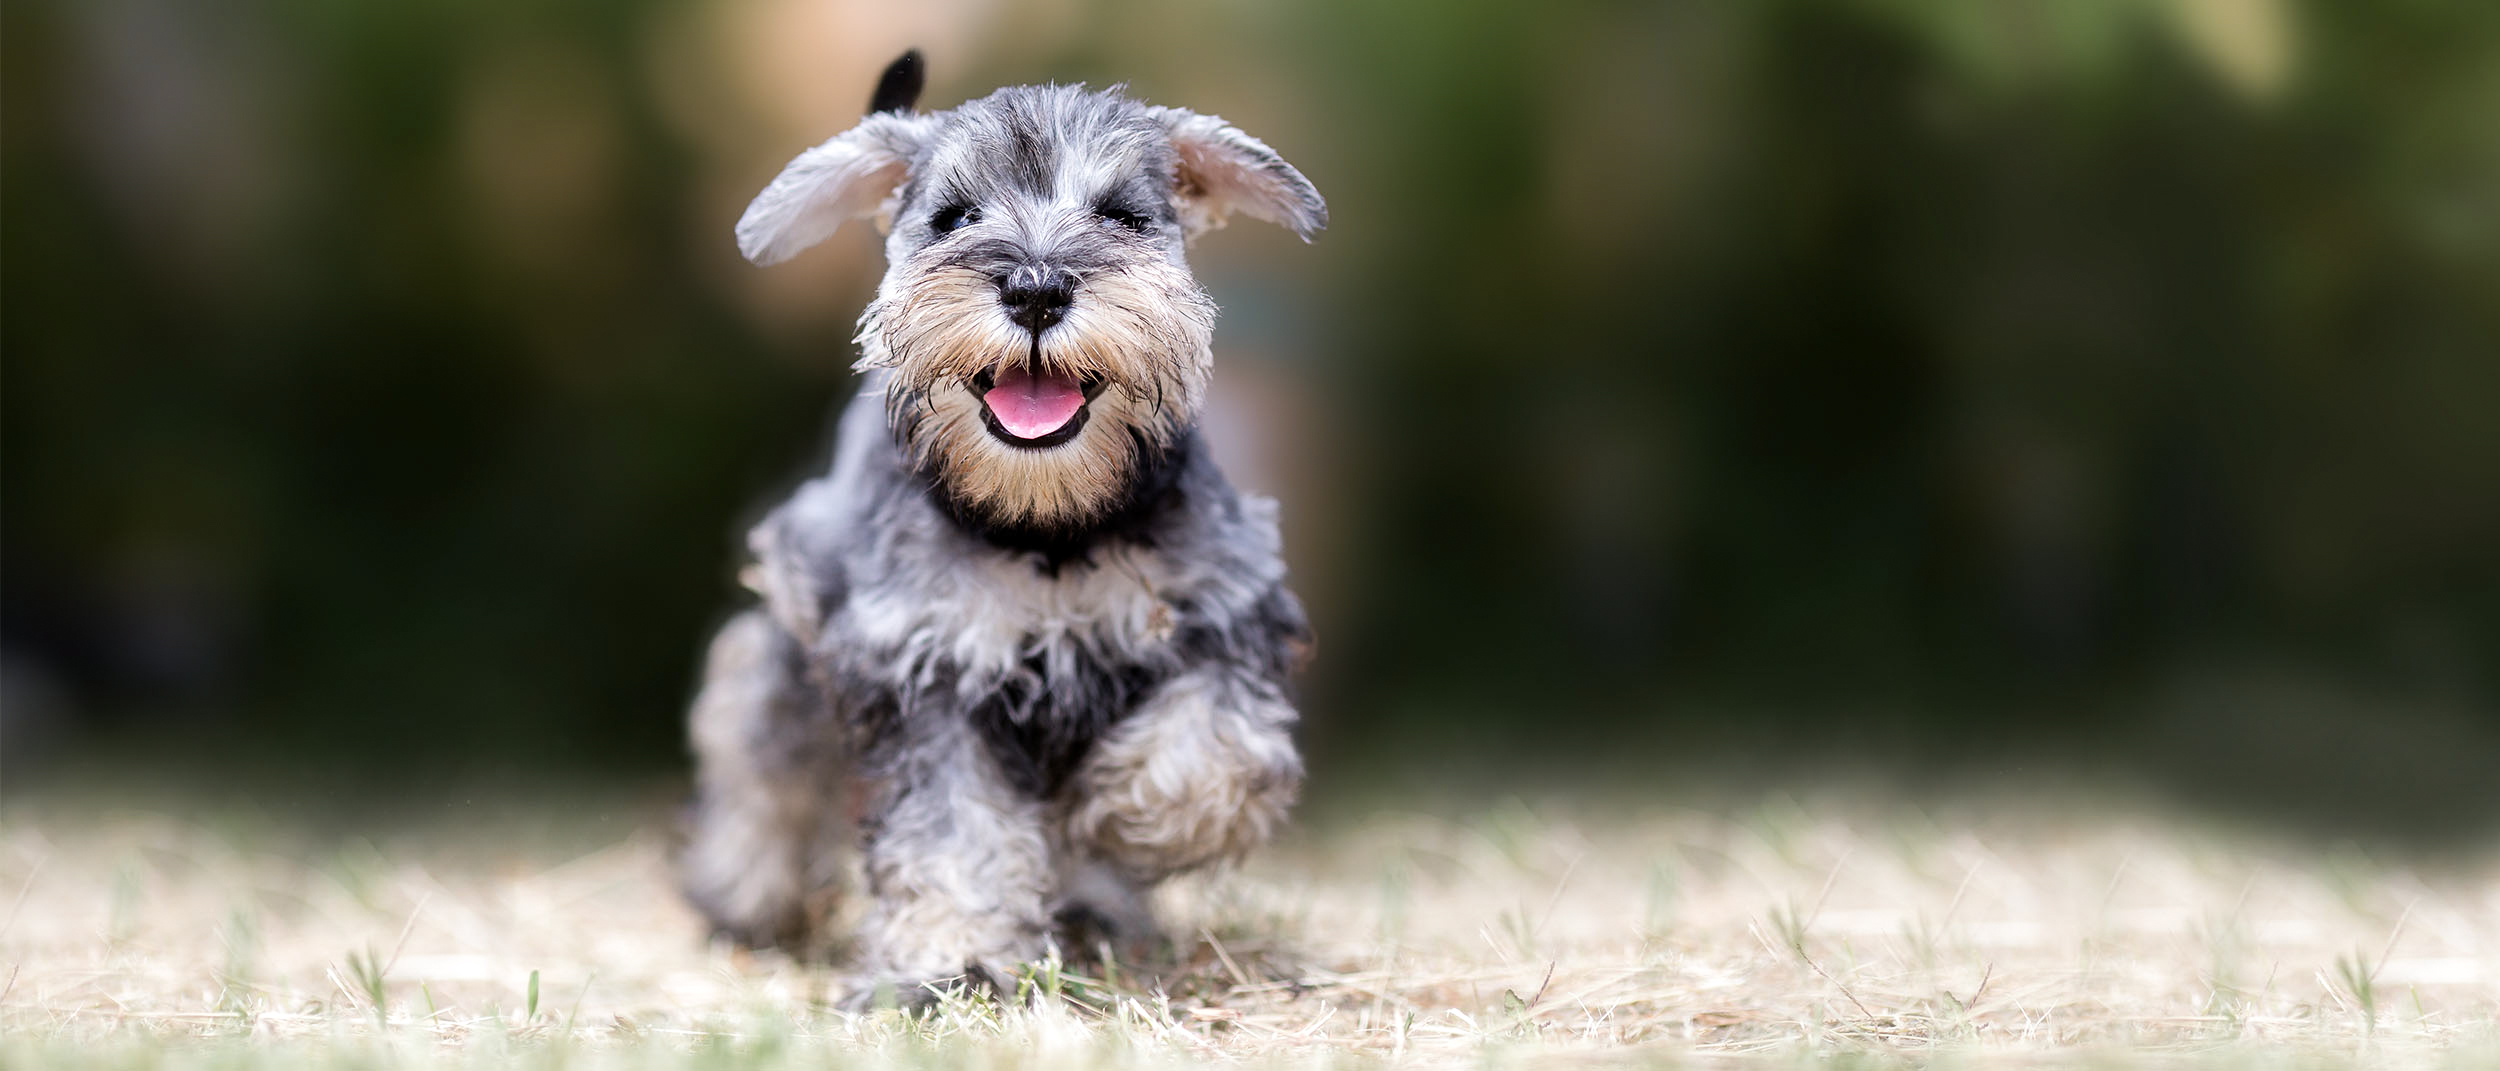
[678, 51, 1324, 1006]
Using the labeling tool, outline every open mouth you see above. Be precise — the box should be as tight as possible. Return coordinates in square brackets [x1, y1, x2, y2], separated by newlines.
[970, 361, 1107, 449]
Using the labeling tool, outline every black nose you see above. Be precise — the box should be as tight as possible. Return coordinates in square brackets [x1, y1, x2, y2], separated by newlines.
[999, 266, 1076, 332]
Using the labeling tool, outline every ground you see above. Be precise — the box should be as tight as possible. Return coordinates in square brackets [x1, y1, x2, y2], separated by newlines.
[2, 786, 2495, 1068]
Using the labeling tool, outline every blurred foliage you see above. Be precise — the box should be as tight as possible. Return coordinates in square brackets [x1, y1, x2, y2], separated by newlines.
[2, 0, 812, 768]
[5, 0, 2495, 823]
[1318, 1, 2500, 690]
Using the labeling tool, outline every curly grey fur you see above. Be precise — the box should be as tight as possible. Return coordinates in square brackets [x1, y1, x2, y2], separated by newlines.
[682, 72, 1321, 1008]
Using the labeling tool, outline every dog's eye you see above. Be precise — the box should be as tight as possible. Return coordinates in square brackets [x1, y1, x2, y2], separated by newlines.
[1094, 203, 1152, 233]
[931, 204, 981, 234]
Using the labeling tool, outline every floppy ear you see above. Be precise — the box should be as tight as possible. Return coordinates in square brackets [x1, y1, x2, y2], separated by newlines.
[1151, 108, 1327, 241]
[735, 110, 931, 266]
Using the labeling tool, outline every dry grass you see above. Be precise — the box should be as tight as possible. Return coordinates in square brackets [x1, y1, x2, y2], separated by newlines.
[3, 788, 2497, 1068]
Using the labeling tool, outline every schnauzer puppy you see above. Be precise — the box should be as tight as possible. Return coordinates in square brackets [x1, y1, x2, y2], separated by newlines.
[677, 51, 1325, 1005]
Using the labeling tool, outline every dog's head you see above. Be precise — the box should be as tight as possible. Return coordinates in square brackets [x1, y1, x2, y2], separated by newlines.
[735, 52, 1325, 531]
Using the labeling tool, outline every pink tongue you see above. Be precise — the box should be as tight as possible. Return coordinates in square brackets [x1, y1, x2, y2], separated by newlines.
[983, 365, 1088, 439]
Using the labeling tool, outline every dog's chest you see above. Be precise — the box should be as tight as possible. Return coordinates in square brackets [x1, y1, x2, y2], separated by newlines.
[842, 544, 1191, 796]
[845, 542, 1186, 692]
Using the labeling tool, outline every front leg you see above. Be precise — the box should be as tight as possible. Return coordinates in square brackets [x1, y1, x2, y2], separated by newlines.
[849, 711, 1054, 1008]
[1063, 668, 1303, 885]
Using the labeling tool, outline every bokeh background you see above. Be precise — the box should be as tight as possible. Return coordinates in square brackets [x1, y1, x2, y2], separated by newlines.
[6, 0, 2495, 836]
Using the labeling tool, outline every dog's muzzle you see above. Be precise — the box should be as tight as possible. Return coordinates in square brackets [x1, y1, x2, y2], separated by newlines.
[971, 266, 1102, 447]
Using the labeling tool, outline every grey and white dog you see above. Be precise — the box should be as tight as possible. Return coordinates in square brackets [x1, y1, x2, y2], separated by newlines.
[677, 52, 1324, 1006]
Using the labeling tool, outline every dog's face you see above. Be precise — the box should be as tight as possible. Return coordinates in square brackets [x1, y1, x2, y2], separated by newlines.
[735, 62, 1325, 531]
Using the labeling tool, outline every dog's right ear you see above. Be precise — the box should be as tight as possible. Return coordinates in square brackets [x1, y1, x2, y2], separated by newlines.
[736, 52, 933, 266]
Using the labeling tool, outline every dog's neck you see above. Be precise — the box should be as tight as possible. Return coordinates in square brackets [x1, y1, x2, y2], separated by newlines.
[922, 426, 1199, 572]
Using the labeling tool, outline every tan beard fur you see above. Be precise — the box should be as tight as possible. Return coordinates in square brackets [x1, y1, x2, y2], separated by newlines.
[858, 257, 1217, 528]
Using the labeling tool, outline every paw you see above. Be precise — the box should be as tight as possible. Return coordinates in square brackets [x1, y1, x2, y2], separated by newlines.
[1066, 674, 1301, 880]
[676, 828, 812, 953]
[1050, 856, 1163, 965]
[699, 910, 810, 955]
[836, 966, 1008, 1014]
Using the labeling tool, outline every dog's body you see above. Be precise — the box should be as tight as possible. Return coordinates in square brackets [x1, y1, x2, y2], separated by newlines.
[677, 53, 1323, 1003]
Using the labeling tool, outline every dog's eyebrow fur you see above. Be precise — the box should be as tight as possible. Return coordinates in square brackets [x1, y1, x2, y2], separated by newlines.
[911, 85, 1174, 210]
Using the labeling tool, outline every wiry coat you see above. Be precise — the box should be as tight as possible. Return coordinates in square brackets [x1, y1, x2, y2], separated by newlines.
[677, 59, 1324, 1004]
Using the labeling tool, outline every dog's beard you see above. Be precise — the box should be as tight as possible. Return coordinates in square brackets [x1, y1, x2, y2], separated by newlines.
[859, 257, 1217, 529]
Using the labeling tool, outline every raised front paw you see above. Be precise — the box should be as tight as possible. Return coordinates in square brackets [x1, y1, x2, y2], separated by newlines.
[1064, 672, 1303, 881]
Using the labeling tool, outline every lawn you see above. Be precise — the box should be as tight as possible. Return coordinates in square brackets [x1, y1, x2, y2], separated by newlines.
[3, 786, 2494, 1068]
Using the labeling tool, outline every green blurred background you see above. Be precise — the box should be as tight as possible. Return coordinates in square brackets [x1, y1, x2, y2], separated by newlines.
[5, 0, 2495, 833]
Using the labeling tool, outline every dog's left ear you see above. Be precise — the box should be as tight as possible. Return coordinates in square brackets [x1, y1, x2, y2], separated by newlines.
[736, 110, 933, 266]
[1152, 108, 1326, 241]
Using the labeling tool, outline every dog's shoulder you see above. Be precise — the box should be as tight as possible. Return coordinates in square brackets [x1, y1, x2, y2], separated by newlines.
[741, 384, 903, 647]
